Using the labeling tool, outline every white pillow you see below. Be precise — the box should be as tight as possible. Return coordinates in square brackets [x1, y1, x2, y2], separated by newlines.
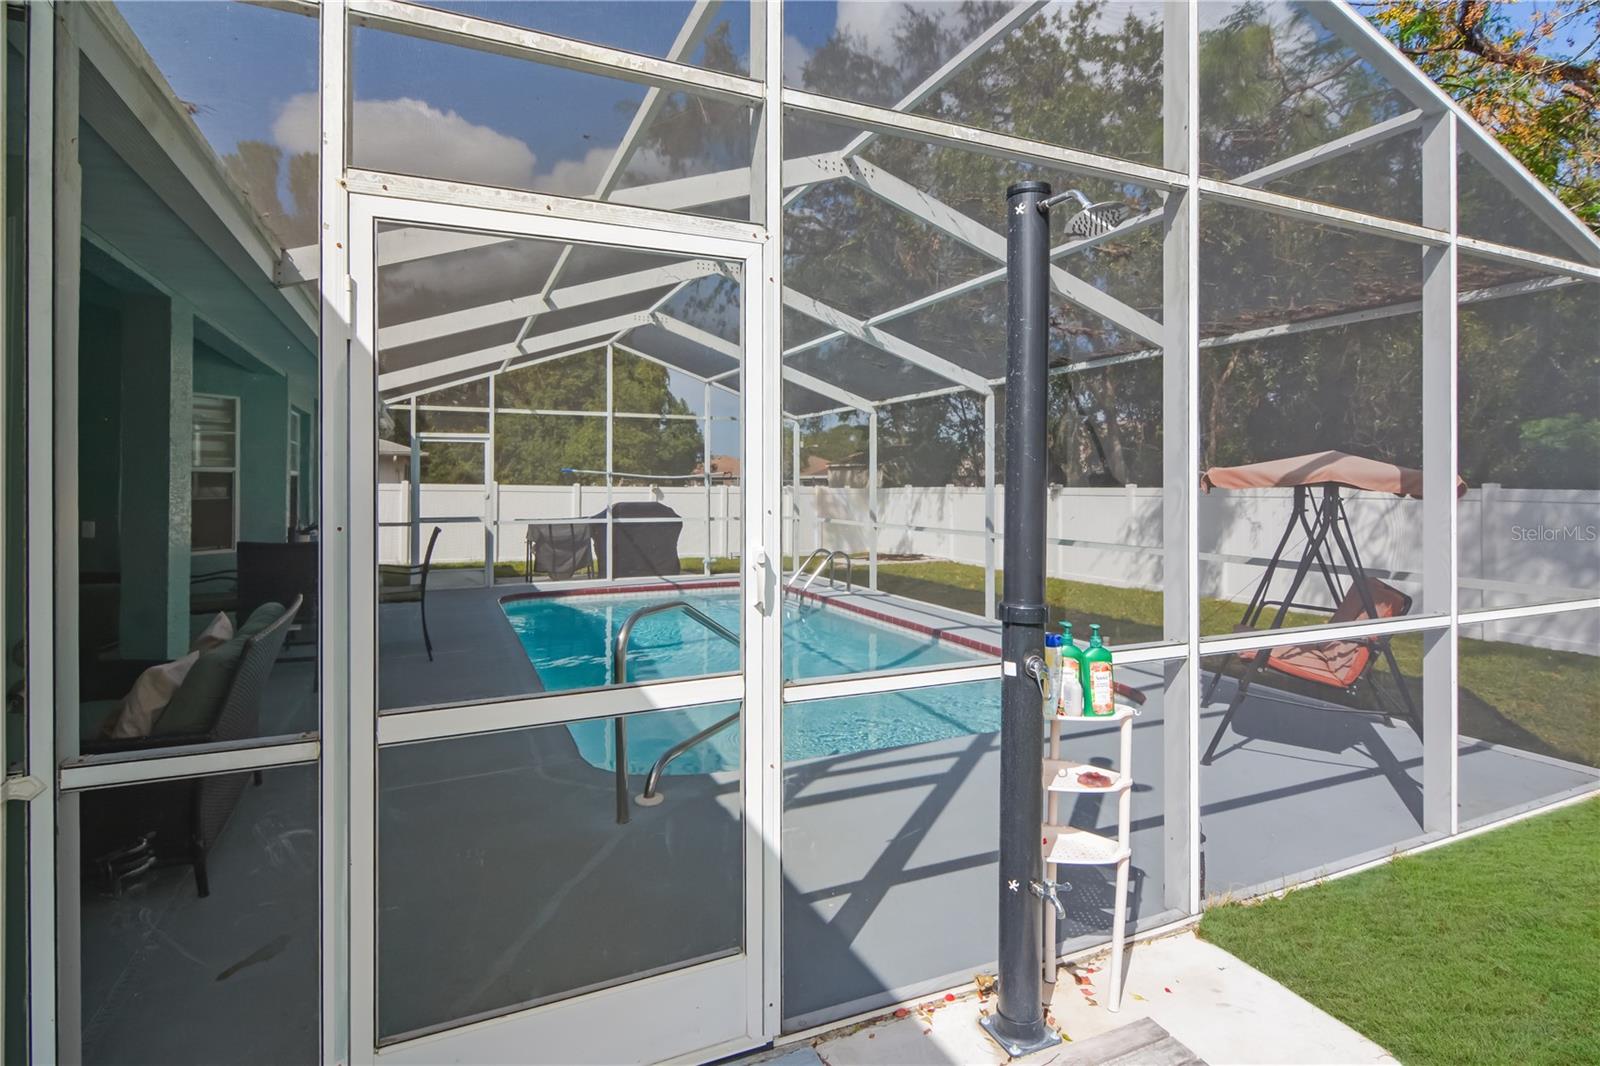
[106, 651, 200, 739]
[190, 611, 235, 654]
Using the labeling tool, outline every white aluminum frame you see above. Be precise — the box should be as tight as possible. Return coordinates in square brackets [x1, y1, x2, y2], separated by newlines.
[13, 0, 1600, 1060]
[346, 191, 775, 1064]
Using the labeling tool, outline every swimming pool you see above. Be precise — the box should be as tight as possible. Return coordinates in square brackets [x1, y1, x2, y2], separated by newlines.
[500, 590, 999, 774]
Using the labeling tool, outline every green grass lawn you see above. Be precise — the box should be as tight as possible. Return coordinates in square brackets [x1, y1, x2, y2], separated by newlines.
[1199, 798, 1600, 1066]
[862, 559, 1598, 768]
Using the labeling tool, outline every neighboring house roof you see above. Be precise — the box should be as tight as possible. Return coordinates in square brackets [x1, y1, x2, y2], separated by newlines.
[693, 455, 742, 479]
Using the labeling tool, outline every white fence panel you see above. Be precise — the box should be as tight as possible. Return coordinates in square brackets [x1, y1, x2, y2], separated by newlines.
[383, 480, 1597, 653]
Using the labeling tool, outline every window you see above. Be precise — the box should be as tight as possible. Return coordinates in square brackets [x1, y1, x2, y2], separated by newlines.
[191, 394, 238, 551]
[288, 408, 303, 531]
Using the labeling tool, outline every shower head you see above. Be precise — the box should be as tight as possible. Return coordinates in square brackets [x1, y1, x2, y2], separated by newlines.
[1058, 189, 1129, 239]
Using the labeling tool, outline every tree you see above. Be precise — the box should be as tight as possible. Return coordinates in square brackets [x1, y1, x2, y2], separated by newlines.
[221, 141, 317, 248]
[390, 350, 706, 487]
[1362, 0, 1600, 232]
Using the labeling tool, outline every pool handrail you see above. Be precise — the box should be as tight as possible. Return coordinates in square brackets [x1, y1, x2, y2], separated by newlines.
[785, 548, 832, 591]
[636, 708, 741, 807]
[611, 599, 738, 824]
[787, 548, 853, 600]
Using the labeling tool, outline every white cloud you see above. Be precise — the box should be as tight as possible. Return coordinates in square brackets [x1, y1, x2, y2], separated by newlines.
[833, 2, 966, 57]
[834, 1, 909, 53]
[273, 92, 538, 189]
[783, 33, 814, 80]
[274, 92, 677, 201]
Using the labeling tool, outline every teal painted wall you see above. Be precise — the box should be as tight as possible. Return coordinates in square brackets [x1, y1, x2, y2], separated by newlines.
[78, 274, 123, 575]
[194, 340, 290, 564]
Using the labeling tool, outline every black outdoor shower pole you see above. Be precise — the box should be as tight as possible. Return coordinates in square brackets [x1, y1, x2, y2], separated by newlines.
[982, 180, 1060, 1057]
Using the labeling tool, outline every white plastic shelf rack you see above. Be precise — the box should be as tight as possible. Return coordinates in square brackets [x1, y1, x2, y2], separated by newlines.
[1041, 824, 1129, 865]
[1040, 695, 1136, 1012]
[1042, 759, 1130, 797]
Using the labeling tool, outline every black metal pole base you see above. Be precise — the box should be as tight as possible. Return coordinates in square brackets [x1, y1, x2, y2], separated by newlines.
[980, 1011, 1063, 1059]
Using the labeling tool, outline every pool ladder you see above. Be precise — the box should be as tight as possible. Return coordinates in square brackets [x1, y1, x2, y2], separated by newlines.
[611, 600, 738, 824]
[786, 548, 853, 603]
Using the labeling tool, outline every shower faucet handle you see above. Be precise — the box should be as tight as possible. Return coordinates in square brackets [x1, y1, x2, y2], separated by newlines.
[1024, 654, 1050, 702]
[1031, 878, 1069, 920]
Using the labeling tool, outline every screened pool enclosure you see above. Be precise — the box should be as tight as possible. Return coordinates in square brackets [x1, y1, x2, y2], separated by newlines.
[2, 1, 1597, 1063]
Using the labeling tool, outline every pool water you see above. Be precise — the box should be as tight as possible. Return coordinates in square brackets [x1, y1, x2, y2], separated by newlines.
[500, 591, 998, 774]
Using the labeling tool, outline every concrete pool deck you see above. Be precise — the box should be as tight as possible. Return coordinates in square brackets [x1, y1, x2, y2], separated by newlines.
[366, 575, 1597, 1035]
[80, 572, 1595, 1060]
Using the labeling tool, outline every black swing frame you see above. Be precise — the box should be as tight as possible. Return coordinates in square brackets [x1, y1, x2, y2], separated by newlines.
[1200, 482, 1422, 764]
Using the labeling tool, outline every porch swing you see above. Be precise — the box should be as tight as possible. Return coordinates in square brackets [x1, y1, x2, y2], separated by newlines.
[1197, 450, 1461, 765]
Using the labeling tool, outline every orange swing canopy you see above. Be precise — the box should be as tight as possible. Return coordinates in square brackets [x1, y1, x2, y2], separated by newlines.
[1200, 449, 1467, 498]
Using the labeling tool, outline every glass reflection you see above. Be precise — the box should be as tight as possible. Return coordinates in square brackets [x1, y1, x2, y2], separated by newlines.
[71, 2, 321, 757]
[78, 765, 318, 1065]
[352, 27, 756, 218]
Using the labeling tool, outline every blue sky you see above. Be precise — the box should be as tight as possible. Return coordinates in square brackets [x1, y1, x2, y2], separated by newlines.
[114, 1, 844, 457]
[115, 1, 847, 195]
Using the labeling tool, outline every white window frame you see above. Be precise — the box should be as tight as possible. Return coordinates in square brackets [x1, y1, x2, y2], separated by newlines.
[288, 405, 304, 530]
[191, 392, 240, 553]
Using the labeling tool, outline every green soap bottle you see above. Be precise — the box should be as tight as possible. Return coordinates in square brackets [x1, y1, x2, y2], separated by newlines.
[1056, 622, 1086, 718]
[1082, 624, 1115, 716]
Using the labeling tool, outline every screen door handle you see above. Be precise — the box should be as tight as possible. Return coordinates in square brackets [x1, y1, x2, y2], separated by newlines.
[751, 548, 773, 615]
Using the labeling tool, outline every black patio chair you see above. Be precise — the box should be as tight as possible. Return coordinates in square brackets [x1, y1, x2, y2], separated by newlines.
[524, 521, 596, 581]
[78, 596, 302, 897]
[380, 526, 441, 661]
[238, 541, 318, 652]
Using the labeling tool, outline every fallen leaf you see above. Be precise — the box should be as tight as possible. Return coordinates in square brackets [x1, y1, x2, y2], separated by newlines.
[1164, 987, 1172, 994]
[893, 1008, 909, 1018]
[1073, 972, 1091, 986]
[1085, 999, 1098, 1006]
[1131, 993, 1146, 1002]
[944, 993, 956, 1002]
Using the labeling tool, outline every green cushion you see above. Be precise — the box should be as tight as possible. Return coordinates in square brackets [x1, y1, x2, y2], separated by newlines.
[153, 639, 244, 736]
[236, 601, 287, 639]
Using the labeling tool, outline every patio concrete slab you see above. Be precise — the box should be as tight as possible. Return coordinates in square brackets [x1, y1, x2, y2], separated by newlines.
[372, 579, 1595, 1037]
[1044, 934, 1394, 1066]
[763, 932, 1392, 1066]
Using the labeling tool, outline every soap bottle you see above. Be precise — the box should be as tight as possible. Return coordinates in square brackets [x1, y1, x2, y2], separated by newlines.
[1083, 624, 1115, 716]
[1057, 621, 1086, 718]
[1042, 631, 1063, 717]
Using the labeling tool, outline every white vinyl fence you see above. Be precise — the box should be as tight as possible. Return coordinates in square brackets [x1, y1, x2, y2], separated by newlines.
[381, 482, 1598, 652]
